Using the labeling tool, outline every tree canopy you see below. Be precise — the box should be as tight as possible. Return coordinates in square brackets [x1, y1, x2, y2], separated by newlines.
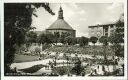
[26, 31, 37, 44]
[4, 3, 55, 74]
[89, 36, 98, 45]
[79, 36, 89, 47]
[108, 14, 124, 57]
[99, 36, 108, 46]
[108, 19, 124, 44]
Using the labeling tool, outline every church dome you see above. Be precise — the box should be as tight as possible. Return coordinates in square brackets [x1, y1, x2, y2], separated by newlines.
[47, 19, 74, 30]
[47, 6, 74, 30]
[46, 6, 76, 37]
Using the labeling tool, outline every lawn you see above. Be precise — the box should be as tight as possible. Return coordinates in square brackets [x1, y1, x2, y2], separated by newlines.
[14, 54, 39, 63]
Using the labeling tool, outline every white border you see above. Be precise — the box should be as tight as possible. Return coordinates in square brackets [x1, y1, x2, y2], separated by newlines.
[0, 0, 1, 79]
[1, 0, 127, 80]
[3, 0, 125, 3]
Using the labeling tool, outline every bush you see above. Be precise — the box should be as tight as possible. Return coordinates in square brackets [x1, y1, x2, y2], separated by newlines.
[35, 47, 41, 54]
[52, 66, 68, 76]
[78, 36, 89, 47]
[89, 36, 98, 45]
[71, 59, 84, 75]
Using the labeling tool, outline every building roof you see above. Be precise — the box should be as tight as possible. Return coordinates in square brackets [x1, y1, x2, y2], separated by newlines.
[88, 23, 115, 28]
[47, 6, 74, 30]
[88, 13, 124, 28]
[47, 19, 74, 30]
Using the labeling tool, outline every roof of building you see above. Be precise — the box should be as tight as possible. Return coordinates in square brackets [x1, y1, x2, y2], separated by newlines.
[47, 6, 74, 30]
[47, 19, 74, 30]
[88, 23, 115, 28]
[88, 13, 124, 28]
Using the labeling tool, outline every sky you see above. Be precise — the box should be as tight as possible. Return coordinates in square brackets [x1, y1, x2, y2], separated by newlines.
[31, 3, 124, 37]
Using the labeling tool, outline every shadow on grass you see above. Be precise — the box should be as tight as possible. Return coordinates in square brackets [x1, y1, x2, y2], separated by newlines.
[18, 64, 47, 73]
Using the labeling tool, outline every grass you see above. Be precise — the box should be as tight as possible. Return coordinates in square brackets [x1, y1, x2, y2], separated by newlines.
[14, 54, 39, 63]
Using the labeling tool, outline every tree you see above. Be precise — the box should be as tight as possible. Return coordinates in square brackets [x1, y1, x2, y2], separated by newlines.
[109, 32, 124, 45]
[108, 16, 124, 57]
[26, 31, 37, 44]
[99, 36, 108, 46]
[71, 58, 84, 75]
[99, 36, 108, 60]
[54, 32, 60, 44]
[78, 36, 89, 47]
[60, 32, 70, 44]
[109, 14, 124, 44]
[37, 33, 46, 45]
[4, 3, 55, 74]
[89, 36, 98, 45]
[109, 32, 124, 57]
[37, 33, 53, 51]
[64, 36, 76, 45]
[35, 46, 41, 57]
[46, 33, 54, 44]
[25, 31, 37, 51]
[108, 14, 124, 73]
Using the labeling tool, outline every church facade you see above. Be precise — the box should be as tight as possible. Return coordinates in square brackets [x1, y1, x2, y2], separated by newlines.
[46, 7, 76, 37]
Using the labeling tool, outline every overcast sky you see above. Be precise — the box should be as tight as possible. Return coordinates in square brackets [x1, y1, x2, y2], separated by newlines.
[31, 3, 124, 37]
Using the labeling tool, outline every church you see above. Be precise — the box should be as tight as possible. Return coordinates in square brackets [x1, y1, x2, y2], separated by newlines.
[46, 7, 76, 37]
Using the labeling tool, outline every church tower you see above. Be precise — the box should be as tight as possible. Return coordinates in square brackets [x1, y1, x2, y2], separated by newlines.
[58, 6, 64, 19]
[46, 6, 76, 37]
